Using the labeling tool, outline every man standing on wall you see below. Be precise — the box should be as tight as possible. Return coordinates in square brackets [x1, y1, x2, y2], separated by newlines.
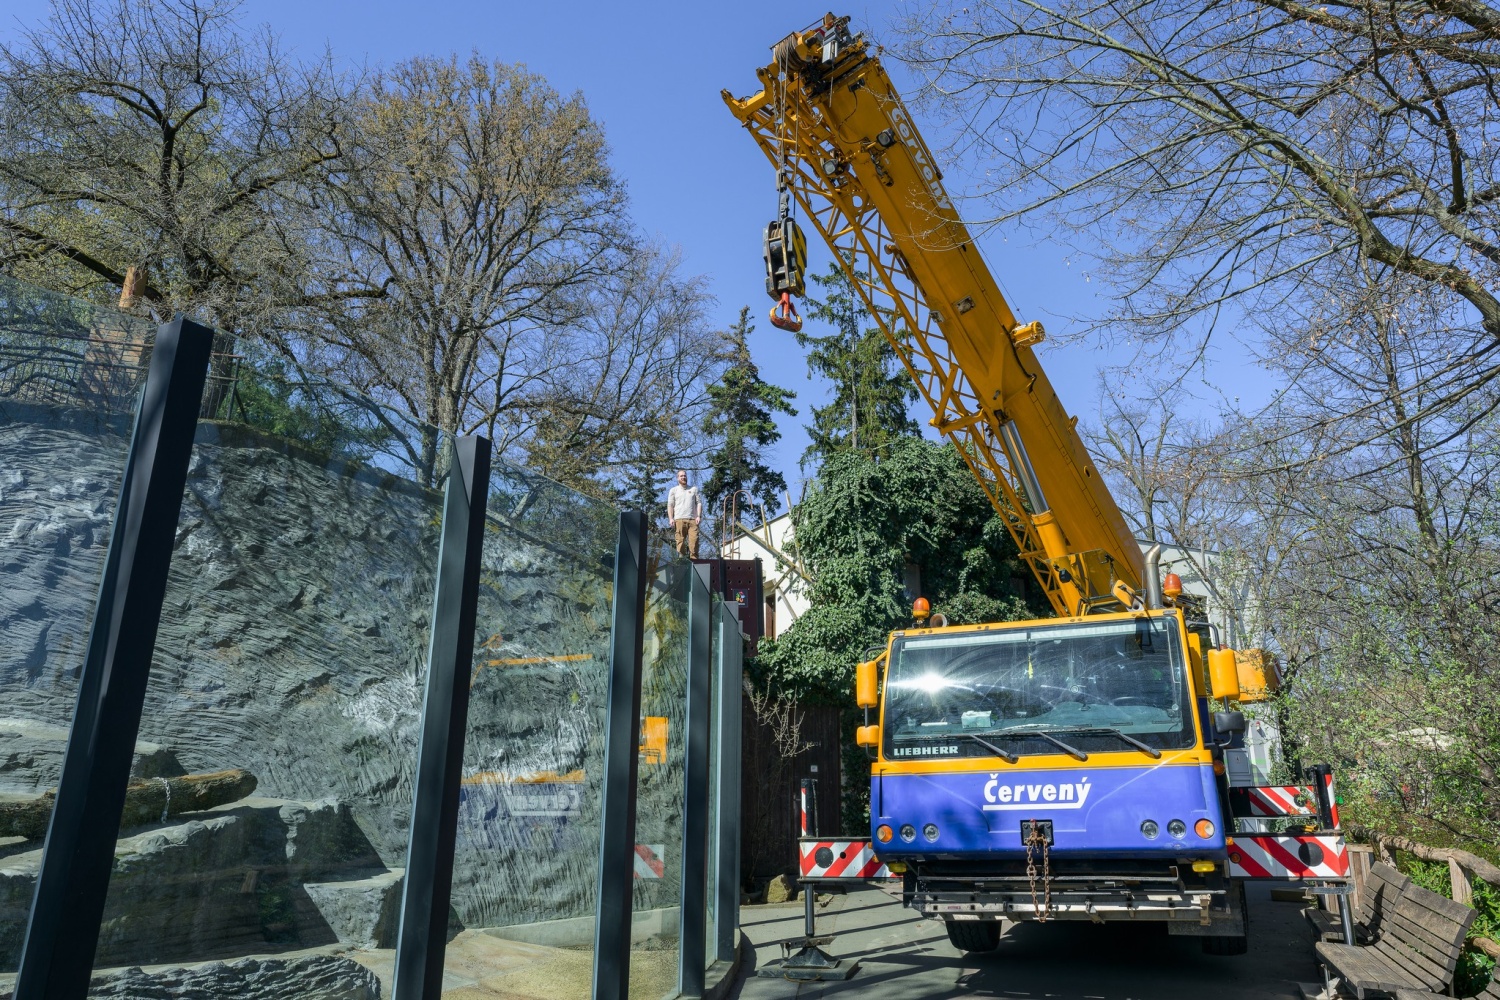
[666, 469, 703, 558]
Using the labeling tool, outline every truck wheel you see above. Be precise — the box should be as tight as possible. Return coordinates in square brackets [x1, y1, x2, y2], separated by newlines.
[1201, 932, 1248, 955]
[945, 920, 1001, 953]
[1201, 885, 1249, 955]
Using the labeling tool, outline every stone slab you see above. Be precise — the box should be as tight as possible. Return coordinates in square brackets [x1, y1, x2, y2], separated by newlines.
[0, 952, 379, 1000]
[304, 868, 404, 949]
[0, 796, 381, 969]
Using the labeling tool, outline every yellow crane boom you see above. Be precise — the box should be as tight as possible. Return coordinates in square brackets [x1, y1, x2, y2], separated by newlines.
[723, 14, 1144, 617]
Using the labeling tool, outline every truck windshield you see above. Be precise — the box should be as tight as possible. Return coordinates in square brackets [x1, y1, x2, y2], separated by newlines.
[883, 615, 1196, 759]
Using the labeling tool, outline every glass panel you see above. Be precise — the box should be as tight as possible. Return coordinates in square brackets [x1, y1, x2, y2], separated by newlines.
[440, 461, 618, 997]
[0, 277, 155, 972]
[704, 596, 723, 971]
[631, 538, 690, 997]
[89, 351, 449, 994]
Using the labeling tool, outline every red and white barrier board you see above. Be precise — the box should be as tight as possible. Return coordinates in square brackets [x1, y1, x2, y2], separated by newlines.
[1228, 834, 1349, 879]
[634, 843, 666, 879]
[1237, 773, 1340, 826]
[1243, 785, 1319, 817]
[798, 839, 896, 880]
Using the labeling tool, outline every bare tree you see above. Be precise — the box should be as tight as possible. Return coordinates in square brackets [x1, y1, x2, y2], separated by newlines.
[898, 0, 1500, 848]
[898, 0, 1500, 412]
[519, 246, 725, 506]
[306, 56, 630, 433]
[1263, 374, 1500, 848]
[1088, 383, 1291, 646]
[0, 0, 352, 330]
[1092, 271, 1500, 847]
[1090, 386, 1181, 544]
[298, 55, 721, 490]
[0, 5, 731, 500]
[1247, 265, 1500, 652]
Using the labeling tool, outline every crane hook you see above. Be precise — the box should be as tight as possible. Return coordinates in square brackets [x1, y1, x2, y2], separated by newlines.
[769, 292, 802, 333]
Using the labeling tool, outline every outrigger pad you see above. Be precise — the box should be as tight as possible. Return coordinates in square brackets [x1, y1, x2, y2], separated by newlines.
[757, 939, 861, 981]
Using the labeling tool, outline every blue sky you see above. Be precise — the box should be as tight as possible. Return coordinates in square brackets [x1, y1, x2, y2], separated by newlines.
[2, 0, 1277, 495]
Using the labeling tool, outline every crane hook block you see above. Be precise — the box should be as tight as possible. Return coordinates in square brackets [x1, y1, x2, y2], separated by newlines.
[763, 216, 808, 299]
[770, 292, 802, 333]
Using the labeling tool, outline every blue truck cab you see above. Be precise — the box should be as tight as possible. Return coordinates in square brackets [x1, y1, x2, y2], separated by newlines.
[864, 608, 1248, 954]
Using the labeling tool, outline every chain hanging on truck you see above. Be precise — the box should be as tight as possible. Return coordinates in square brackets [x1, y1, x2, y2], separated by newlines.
[763, 35, 808, 333]
[1024, 824, 1054, 922]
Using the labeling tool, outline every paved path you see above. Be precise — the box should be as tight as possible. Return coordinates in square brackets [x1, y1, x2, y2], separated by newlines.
[730, 882, 1322, 1000]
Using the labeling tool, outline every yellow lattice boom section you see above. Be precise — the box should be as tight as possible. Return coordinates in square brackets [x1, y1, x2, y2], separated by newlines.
[723, 15, 1143, 616]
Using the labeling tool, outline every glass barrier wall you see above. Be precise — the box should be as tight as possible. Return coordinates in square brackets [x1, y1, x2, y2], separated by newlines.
[439, 461, 618, 997]
[629, 538, 691, 997]
[0, 278, 155, 971]
[0, 275, 732, 995]
[88, 353, 451, 994]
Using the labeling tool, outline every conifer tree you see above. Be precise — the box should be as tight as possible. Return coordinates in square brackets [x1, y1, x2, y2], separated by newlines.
[798, 261, 920, 469]
[701, 307, 798, 524]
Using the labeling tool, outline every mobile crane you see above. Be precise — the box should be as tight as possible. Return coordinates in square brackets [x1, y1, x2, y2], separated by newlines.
[724, 15, 1349, 956]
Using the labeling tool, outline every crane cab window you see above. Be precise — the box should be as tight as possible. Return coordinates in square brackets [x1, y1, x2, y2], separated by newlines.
[883, 615, 1196, 759]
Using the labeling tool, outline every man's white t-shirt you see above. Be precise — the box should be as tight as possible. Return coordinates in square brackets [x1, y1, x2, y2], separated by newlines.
[667, 484, 702, 521]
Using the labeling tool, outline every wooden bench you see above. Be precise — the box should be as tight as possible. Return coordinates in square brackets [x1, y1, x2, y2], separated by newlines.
[1308, 861, 1412, 943]
[1315, 882, 1476, 998]
[1395, 979, 1500, 1000]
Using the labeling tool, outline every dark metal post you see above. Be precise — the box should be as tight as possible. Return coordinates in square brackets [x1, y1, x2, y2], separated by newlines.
[392, 436, 492, 1000]
[15, 317, 213, 1000]
[1307, 763, 1336, 830]
[752, 557, 764, 654]
[711, 608, 744, 963]
[800, 778, 819, 938]
[591, 510, 648, 1000]
[677, 564, 713, 996]
[1338, 890, 1356, 944]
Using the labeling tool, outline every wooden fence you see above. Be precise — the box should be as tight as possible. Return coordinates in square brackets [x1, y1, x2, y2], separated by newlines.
[739, 701, 843, 883]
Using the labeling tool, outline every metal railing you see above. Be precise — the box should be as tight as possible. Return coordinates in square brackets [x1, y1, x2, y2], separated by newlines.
[0, 325, 240, 418]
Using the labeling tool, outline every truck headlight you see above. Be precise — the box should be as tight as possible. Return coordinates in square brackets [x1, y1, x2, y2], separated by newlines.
[1141, 819, 1159, 839]
[922, 823, 940, 842]
[899, 824, 917, 843]
[1167, 819, 1187, 839]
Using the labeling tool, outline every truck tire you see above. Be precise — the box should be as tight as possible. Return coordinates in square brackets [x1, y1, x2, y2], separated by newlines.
[945, 920, 1001, 953]
[1201, 884, 1249, 955]
[1201, 931, 1248, 955]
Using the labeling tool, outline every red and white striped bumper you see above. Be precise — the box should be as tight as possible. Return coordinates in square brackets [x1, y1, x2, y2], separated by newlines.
[798, 838, 897, 880]
[1228, 834, 1349, 879]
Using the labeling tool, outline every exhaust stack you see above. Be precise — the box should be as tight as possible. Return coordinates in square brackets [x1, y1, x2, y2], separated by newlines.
[1143, 542, 1163, 609]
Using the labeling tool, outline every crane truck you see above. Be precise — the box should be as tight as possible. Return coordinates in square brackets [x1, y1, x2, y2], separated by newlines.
[724, 14, 1350, 956]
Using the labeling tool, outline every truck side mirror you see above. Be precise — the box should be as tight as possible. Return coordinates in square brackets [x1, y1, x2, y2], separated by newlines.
[1207, 648, 1241, 701]
[856, 659, 878, 708]
[856, 724, 881, 747]
[1213, 710, 1245, 738]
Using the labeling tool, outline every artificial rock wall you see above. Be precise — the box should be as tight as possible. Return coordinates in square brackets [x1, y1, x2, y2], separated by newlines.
[0, 407, 683, 972]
